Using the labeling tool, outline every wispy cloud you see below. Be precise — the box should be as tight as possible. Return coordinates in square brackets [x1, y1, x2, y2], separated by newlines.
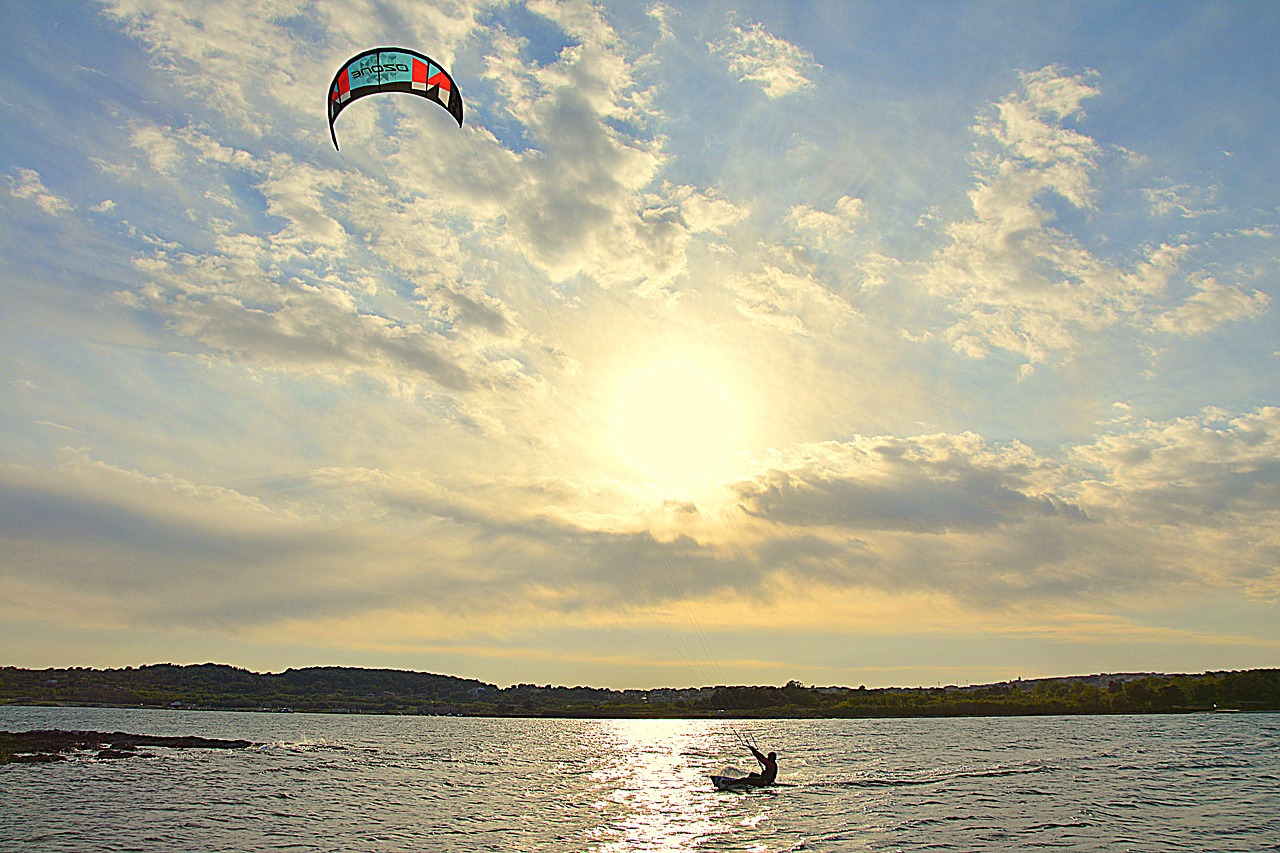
[711, 19, 818, 99]
[787, 195, 866, 248]
[7, 168, 74, 216]
[1143, 181, 1222, 218]
[1151, 275, 1270, 335]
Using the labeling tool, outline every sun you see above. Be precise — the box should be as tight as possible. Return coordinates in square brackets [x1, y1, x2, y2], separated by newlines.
[610, 356, 745, 496]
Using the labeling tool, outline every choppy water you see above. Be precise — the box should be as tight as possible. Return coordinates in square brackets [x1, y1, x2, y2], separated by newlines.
[2, 706, 1277, 851]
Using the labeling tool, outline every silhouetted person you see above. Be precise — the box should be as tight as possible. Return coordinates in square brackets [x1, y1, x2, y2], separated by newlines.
[743, 745, 777, 786]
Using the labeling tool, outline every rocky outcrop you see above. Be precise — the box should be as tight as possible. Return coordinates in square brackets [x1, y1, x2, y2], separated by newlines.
[1, 730, 256, 764]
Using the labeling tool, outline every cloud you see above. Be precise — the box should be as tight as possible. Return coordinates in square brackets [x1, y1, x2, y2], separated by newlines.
[647, 2, 676, 41]
[469, 1, 733, 292]
[787, 195, 865, 248]
[733, 434, 1076, 534]
[1069, 407, 1280, 596]
[0, 449, 748, 640]
[146, 281, 482, 392]
[107, 113, 534, 397]
[711, 20, 818, 99]
[723, 259, 857, 335]
[9, 402, 1276, 641]
[0, 453, 529, 630]
[918, 66, 1271, 370]
[1151, 275, 1270, 335]
[670, 183, 748, 235]
[0, 454, 338, 627]
[1143, 182, 1222, 218]
[7, 168, 74, 216]
[991, 66, 1101, 182]
[721, 435, 1107, 605]
[720, 407, 1280, 605]
[1070, 406, 1280, 521]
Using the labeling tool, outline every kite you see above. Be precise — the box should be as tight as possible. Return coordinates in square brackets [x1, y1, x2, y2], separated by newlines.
[327, 47, 464, 149]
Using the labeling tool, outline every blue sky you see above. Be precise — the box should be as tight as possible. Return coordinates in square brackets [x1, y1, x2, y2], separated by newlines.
[2, 1, 1277, 689]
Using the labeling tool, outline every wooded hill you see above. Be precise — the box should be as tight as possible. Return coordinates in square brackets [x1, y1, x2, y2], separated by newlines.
[2, 664, 1277, 718]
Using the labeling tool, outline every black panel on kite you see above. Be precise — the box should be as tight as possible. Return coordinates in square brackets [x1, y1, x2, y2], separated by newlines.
[327, 47, 464, 150]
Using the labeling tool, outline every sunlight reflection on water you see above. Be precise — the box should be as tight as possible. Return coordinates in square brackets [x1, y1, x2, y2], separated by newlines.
[586, 720, 742, 851]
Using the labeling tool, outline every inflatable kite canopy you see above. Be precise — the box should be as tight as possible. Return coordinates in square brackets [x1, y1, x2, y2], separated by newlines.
[328, 47, 464, 149]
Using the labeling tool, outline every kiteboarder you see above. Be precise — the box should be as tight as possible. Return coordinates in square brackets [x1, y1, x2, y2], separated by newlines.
[742, 744, 778, 786]
[709, 742, 779, 790]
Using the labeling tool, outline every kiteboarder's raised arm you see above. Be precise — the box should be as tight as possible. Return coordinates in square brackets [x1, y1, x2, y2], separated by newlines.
[746, 746, 778, 784]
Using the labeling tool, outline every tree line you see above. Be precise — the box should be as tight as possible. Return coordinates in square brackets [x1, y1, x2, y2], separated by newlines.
[1, 664, 1277, 718]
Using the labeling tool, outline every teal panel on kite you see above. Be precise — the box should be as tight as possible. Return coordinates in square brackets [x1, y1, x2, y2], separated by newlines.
[327, 47, 464, 149]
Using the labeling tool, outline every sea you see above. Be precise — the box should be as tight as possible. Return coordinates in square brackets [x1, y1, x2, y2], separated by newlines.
[2, 705, 1277, 852]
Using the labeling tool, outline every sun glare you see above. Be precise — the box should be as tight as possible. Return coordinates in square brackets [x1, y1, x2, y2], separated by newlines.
[610, 357, 745, 496]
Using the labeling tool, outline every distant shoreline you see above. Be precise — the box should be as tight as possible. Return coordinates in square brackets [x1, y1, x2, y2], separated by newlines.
[2, 700, 1270, 720]
[3, 664, 1277, 719]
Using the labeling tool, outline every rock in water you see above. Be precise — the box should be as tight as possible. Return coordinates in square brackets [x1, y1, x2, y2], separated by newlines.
[1, 730, 257, 764]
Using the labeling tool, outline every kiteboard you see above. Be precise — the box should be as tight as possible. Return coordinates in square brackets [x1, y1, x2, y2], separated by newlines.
[710, 774, 751, 791]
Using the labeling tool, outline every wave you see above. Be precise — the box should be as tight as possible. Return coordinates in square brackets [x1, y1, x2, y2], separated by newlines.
[251, 738, 347, 754]
[812, 763, 1050, 789]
